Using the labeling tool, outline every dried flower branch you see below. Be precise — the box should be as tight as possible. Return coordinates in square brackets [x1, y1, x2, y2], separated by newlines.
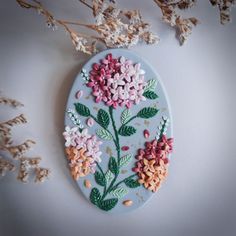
[17, 157, 43, 183]
[16, 0, 236, 51]
[0, 114, 27, 128]
[0, 97, 24, 107]
[4, 140, 36, 159]
[0, 96, 50, 183]
[209, 0, 236, 24]
[154, 0, 199, 45]
[35, 167, 51, 183]
[16, 0, 158, 54]
[0, 157, 15, 176]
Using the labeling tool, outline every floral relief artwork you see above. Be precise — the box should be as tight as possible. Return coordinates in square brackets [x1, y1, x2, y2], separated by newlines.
[63, 49, 173, 213]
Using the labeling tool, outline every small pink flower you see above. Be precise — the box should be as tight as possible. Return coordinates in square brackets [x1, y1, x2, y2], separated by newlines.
[86, 117, 94, 127]
[75, 90, 83, 99]
[157, 135, 173, 154]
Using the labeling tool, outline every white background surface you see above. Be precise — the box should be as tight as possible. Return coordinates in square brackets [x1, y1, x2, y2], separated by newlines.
[0, 1, 236, 236]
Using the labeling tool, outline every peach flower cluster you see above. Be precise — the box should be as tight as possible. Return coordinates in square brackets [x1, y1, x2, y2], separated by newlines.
[63, 126, 102, 180]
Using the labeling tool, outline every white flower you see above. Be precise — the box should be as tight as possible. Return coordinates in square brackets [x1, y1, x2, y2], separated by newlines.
[108, 73, 125, 89]
[63, 126, 78, 147]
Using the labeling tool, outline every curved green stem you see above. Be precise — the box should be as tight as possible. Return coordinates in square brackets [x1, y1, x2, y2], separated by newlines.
[119, 115, 138, 132]
[101, 106, 121, 200]
[95, 161, 107, 194]
[109, 174, 137, 192]
[93, 107, 139, 202]
[109, 107, 120, 164]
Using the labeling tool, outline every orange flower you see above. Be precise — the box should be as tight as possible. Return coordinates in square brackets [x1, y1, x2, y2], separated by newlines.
[138, 158, 168, 192]
[65, 146, 95, 180]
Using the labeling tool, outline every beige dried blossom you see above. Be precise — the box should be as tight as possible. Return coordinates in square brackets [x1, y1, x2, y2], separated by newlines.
[0, 126, 11, 146]
[5, 139, 36, 159]
[0, 114, 27, 147]
[0, 97, 24, 107]
[35, 167, 50, 183]
[16, 0, 235, 51]
[0, 114, 27, 127]
[90, 1, 159, 47]
[17, 157, 41, 183]
[210, 0, 236, 24]
[0, 157, 15, 176]
[154, 0, 199, 45]
[0, 96, 50, 183]
[16, 0, 158, 54]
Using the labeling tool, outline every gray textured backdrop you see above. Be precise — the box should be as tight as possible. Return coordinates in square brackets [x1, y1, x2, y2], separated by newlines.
[0, 1, 236, 236]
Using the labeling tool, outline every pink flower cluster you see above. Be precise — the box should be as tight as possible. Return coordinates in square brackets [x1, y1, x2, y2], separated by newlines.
[133, 135, 173, 192]
[63, 126, 102, 174]
[134, 135, 173, 171]
[87, 53, 146, 108]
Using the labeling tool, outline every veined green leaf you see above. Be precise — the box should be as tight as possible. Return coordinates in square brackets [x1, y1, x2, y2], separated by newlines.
[105, 170, 113, 185]
[137, 107, 159, 119]
[97, 109, 110, 129]
[90, 188, 101, 206]
[119, 154, 133, 167]
[74, 103, 90, 117]
[108, 157, 119, 175]
[110, 187, 128, 199]
[121, 109, 132, 124]
[94, 171, 106, 186]
[143, 90, 158, 100]
[124, 178, 141, 188]
[99, 198, 118, 211]
[118, 125, 136, 136]
[96, 129, 112, 140]
[144, 79, 157, 92]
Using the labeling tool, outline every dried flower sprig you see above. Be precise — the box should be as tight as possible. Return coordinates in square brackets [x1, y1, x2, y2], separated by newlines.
[16, 0, 158, 54]
[154, 0, 199, 45]
[210, 0, 236, 24]
[0, 96, 50, 183]
[5, 140, 36, 159]
[0, 97, 24, 107]
[0, 157, 15, 176]
[35, 167, 50, 183]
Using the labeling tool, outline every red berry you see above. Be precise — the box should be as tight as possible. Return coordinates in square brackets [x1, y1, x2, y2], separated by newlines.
[144, 129, 150, 139]
[121, 146, 129, 151]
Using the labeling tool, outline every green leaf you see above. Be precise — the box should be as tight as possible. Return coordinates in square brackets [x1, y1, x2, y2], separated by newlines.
[143, 90, 158, 100]
[121, 109, 131, 124]
[94, 171, 106, 186]
[99, 198, 118, 211]
[110, 187, 128, 199]
[90, 188, 101, 206]
[118, 125, 136, 136]
[144, 79, 157, 92]
[105, 170, 113, 185]
[97, 109, 110, 129]
[124, 178, 141, 188]
[96, 129, 112, 140]
[74, 103, 90, 117]
[137, 107, 159, 119]
[119, 154, 133, 167]
[108, 157, 119, 175]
